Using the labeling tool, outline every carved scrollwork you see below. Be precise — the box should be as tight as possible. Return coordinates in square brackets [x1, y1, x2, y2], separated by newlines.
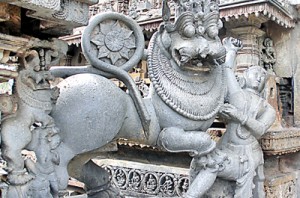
[52, 0, 69, 20]
[34, 0, 60, 9]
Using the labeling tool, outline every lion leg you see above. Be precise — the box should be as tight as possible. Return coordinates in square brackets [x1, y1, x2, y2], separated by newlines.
[1, 119, 33, 184]
[158, 127, 216, 155]
[81, 160, 122, 198]
[185, 168, 217, 198]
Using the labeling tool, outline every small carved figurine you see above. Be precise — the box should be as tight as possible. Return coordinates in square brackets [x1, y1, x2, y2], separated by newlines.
[261, 38, 276, 72]
[25, 126, 61, 198]
[185, 38, 276, 198]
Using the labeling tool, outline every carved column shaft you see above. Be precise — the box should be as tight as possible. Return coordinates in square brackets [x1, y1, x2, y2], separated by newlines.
[230, 26, 265, 73]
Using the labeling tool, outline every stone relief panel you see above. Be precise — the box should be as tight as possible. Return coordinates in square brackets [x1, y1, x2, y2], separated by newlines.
[100, 163, 190, 197]
[5, 0, 61, 13]
[261, 37, 277, 73]
[52, 0, 89, 26]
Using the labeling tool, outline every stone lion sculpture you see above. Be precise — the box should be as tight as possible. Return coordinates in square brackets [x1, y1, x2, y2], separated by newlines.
[1, 0, 274, 197]
[49, 0, 234, 195]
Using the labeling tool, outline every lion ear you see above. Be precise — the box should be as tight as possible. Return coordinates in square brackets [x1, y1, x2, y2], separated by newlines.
[238, 77, 246, 89]
[161, 31, 172, 49]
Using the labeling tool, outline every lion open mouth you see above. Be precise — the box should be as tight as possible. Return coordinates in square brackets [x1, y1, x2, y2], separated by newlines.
[174, 47, 215, 73]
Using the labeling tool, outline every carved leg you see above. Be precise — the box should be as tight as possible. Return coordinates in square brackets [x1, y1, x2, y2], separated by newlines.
[158, 127, 216, 156]
[185, 169, 217, 198]
[252, 165, 265, 198]
[234, 170, 256, 198]
[1, 123, 34, 184]
[53, 143, 74, 190]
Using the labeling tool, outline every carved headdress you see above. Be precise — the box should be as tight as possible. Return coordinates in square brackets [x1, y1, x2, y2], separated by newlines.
[162, 0, 222, 39]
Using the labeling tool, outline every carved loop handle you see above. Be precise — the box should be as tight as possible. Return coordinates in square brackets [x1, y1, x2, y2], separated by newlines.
[81, 12, 150, 136]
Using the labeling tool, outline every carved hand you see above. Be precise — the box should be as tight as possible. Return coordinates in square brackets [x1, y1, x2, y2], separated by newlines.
[219, 103, 247, 123]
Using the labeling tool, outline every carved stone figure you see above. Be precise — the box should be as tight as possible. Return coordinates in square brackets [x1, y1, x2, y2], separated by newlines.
[1, 50, 59, 186]
[185, 39, 276, 198]
[128, 170, 142, 190]
[45, 1, 248, 197]
[26, 1, 275, 198]
[25, 126, 61, 198]
[261, 37, 276, 72]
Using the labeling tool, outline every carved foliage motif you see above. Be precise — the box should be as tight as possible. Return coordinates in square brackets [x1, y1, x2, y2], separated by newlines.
[29, 0, 61, 10]
[103, 165, 189, 197]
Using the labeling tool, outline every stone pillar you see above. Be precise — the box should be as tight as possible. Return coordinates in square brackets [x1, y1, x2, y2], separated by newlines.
[230, 26, 265, 73]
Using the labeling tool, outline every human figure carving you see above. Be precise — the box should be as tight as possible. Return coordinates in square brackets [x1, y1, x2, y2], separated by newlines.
[25, 126, 61, 198]
[185, 38, 276, 198]
[261, 38, 276, 72]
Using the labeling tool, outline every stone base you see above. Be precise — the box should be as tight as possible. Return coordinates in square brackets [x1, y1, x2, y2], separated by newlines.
[265, 172, 296, 198]
[261, 129, 300, 155]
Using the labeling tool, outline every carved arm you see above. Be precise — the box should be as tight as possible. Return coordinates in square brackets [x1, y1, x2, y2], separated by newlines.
[242, 104, 276, 139]
[222, 37, 242, 96]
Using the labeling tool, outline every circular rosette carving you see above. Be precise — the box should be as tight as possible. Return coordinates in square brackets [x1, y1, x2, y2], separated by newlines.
[82, 12, 144, 76]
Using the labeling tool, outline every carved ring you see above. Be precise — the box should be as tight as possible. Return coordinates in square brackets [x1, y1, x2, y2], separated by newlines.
[82, 12, 145, 76]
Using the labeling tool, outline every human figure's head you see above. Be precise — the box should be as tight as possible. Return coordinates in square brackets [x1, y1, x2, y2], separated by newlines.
[264, 38, 273, 47]
[243, 66, 267, 93]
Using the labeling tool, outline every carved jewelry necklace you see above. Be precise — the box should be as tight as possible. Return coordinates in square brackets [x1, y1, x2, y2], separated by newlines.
[148, 32, 225, 121]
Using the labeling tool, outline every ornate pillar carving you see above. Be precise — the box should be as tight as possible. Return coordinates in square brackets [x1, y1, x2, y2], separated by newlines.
[230, 26, 265, 72]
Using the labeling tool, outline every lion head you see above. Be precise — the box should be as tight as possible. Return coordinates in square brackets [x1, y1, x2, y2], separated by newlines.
[147, 0, 226, 121]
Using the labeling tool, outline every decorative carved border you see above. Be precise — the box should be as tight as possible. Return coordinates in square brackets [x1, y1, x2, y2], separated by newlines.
[94, 159, 190, 197]
[220, 2, 295, 28]
[94, 158, 297, 197]
[261, 129, 300, 155]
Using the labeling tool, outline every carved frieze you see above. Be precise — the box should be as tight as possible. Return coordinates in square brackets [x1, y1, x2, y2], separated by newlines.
[3, 0, 97, 35]
[95, 159, 189, 197]
[5, 0, 61, 14]
[95, 158, 296, 198]
[52, 0, 89, 25]
[220, 2, 295, 28]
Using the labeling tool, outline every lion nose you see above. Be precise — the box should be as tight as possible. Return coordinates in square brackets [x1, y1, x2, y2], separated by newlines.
[198, 45, 209, 59]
